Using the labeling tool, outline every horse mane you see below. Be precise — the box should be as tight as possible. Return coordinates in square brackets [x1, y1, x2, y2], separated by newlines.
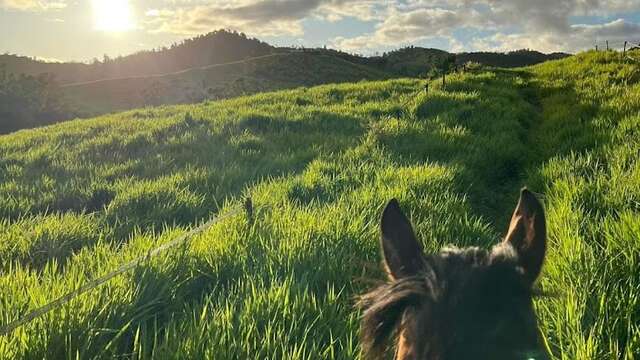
[358, 276, 431, 358]
[358, 243, 521, 358]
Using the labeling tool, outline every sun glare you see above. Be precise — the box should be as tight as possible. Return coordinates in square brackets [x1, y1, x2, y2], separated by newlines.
[92, 0, 134, 32]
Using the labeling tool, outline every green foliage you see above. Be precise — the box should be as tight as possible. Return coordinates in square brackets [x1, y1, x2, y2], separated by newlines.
[0, 68, 72, 134]
[0, 51, 638, 359]
[379, 47, 453, 77]
[375, 47, 567, 78]
[457, 49, 570, 68]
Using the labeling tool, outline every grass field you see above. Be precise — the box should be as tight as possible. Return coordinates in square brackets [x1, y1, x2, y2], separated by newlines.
[0, 50, 638, 359]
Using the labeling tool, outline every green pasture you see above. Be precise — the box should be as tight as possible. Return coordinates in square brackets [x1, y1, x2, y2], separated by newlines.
[0, 50, 638, 359]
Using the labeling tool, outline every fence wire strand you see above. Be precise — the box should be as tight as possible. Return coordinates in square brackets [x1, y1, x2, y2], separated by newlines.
[0, 203, 253, 337]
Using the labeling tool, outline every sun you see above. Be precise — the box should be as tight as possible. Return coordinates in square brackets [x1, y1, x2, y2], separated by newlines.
[92, 0, 135, 32]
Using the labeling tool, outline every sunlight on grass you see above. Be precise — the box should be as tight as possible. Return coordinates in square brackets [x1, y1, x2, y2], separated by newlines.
[0, 51, 638, 359]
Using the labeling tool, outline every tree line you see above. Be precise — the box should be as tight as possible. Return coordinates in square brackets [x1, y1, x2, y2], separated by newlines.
[0, 66, 72, 134]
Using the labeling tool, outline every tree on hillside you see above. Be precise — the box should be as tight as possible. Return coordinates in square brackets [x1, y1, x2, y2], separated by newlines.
[0, 66, 72, 133]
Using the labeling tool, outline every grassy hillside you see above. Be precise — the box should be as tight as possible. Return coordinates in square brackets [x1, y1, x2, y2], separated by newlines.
[58, 48, 570, 118]
[1, 31, 569, 132]
[527, 50, 640, 358]
[0, 51, 638, 359]
[61, 52, 392, 116]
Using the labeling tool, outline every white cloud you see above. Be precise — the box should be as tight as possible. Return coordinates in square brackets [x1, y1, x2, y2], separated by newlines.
[139, 0, 640, 53]
[577, 0, 640, 14]
[315, 0, 388, 22]
[448, 36, 466, 52]
[330, 6, 481, 51]
[465, 18, 640, 53]
[34, 55, 63, 62]
[331, 0, 640, 53]
[0, 0, 65, 11]
[143, 1, 318, 36]
[143, 0, 392, 36]
[144, 5, 305, 36]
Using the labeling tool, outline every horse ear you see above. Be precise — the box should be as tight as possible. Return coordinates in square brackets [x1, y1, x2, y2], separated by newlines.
[504, 189, 546, 285]
[380, 199, 425, 280]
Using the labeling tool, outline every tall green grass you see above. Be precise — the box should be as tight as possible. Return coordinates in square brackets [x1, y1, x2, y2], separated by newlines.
[527, 50, 640, 359]
[0, 51, 637, 359]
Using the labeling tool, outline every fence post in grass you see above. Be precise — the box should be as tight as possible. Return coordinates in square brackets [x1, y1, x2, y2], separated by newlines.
[606, 40, 609, 51]
[424, 82, 429, 94]
[595, 44, 598, 51]
[624, 41, 627, 55]
[244, 196, 254, 224]
[442, 72, 446, 89]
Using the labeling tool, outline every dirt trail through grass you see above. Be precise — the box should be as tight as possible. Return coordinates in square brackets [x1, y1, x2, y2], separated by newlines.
[409, 68, 547, 232]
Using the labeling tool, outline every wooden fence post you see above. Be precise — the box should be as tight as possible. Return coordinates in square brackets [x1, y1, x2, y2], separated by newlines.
[442, 73, 446, 88]
[624, 41, 628, 55]
[606, 40, 609, 51]
[244, 197, 253, 224]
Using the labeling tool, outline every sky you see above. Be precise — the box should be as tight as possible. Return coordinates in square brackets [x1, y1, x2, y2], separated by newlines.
[1, 0, 640, 62]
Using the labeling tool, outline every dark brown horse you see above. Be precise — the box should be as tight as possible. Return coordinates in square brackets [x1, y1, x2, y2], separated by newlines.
[359, 189, 550, 360]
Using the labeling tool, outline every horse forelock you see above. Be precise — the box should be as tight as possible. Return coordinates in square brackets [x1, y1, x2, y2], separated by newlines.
[359, 243, 522, 358]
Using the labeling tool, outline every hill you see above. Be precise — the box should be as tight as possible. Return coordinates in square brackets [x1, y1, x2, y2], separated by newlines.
[56, 46, 569, 117]
[0, 36, 569, 86]
[1, 31, 571, 131]
[18, 46, 569, 118]
[328, 47, 570, 78]
[0, 30, 277, 84]
[60, 52, 391, 115]
[457, 49, 570, 68]
[0, 50, 638, 359]
[373, 47, 454, 77]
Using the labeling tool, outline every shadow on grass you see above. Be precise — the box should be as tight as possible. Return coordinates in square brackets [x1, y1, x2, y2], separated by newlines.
[0, 109, 367, 271]
[5, 70, 616, 358]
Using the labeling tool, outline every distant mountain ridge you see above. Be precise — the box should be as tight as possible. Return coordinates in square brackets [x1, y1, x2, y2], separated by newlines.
[0, 30, 572, 134]
[1, 30, 278, 84]
[1, 30, 570, 85]
[351, 47, 570, 77]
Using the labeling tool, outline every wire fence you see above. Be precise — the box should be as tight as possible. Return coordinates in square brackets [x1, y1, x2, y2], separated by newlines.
[594, 40, 640, 52]
[1, 70, 428, 336]
[0, 200, 257, 337]
[593, 40, 640, 63]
